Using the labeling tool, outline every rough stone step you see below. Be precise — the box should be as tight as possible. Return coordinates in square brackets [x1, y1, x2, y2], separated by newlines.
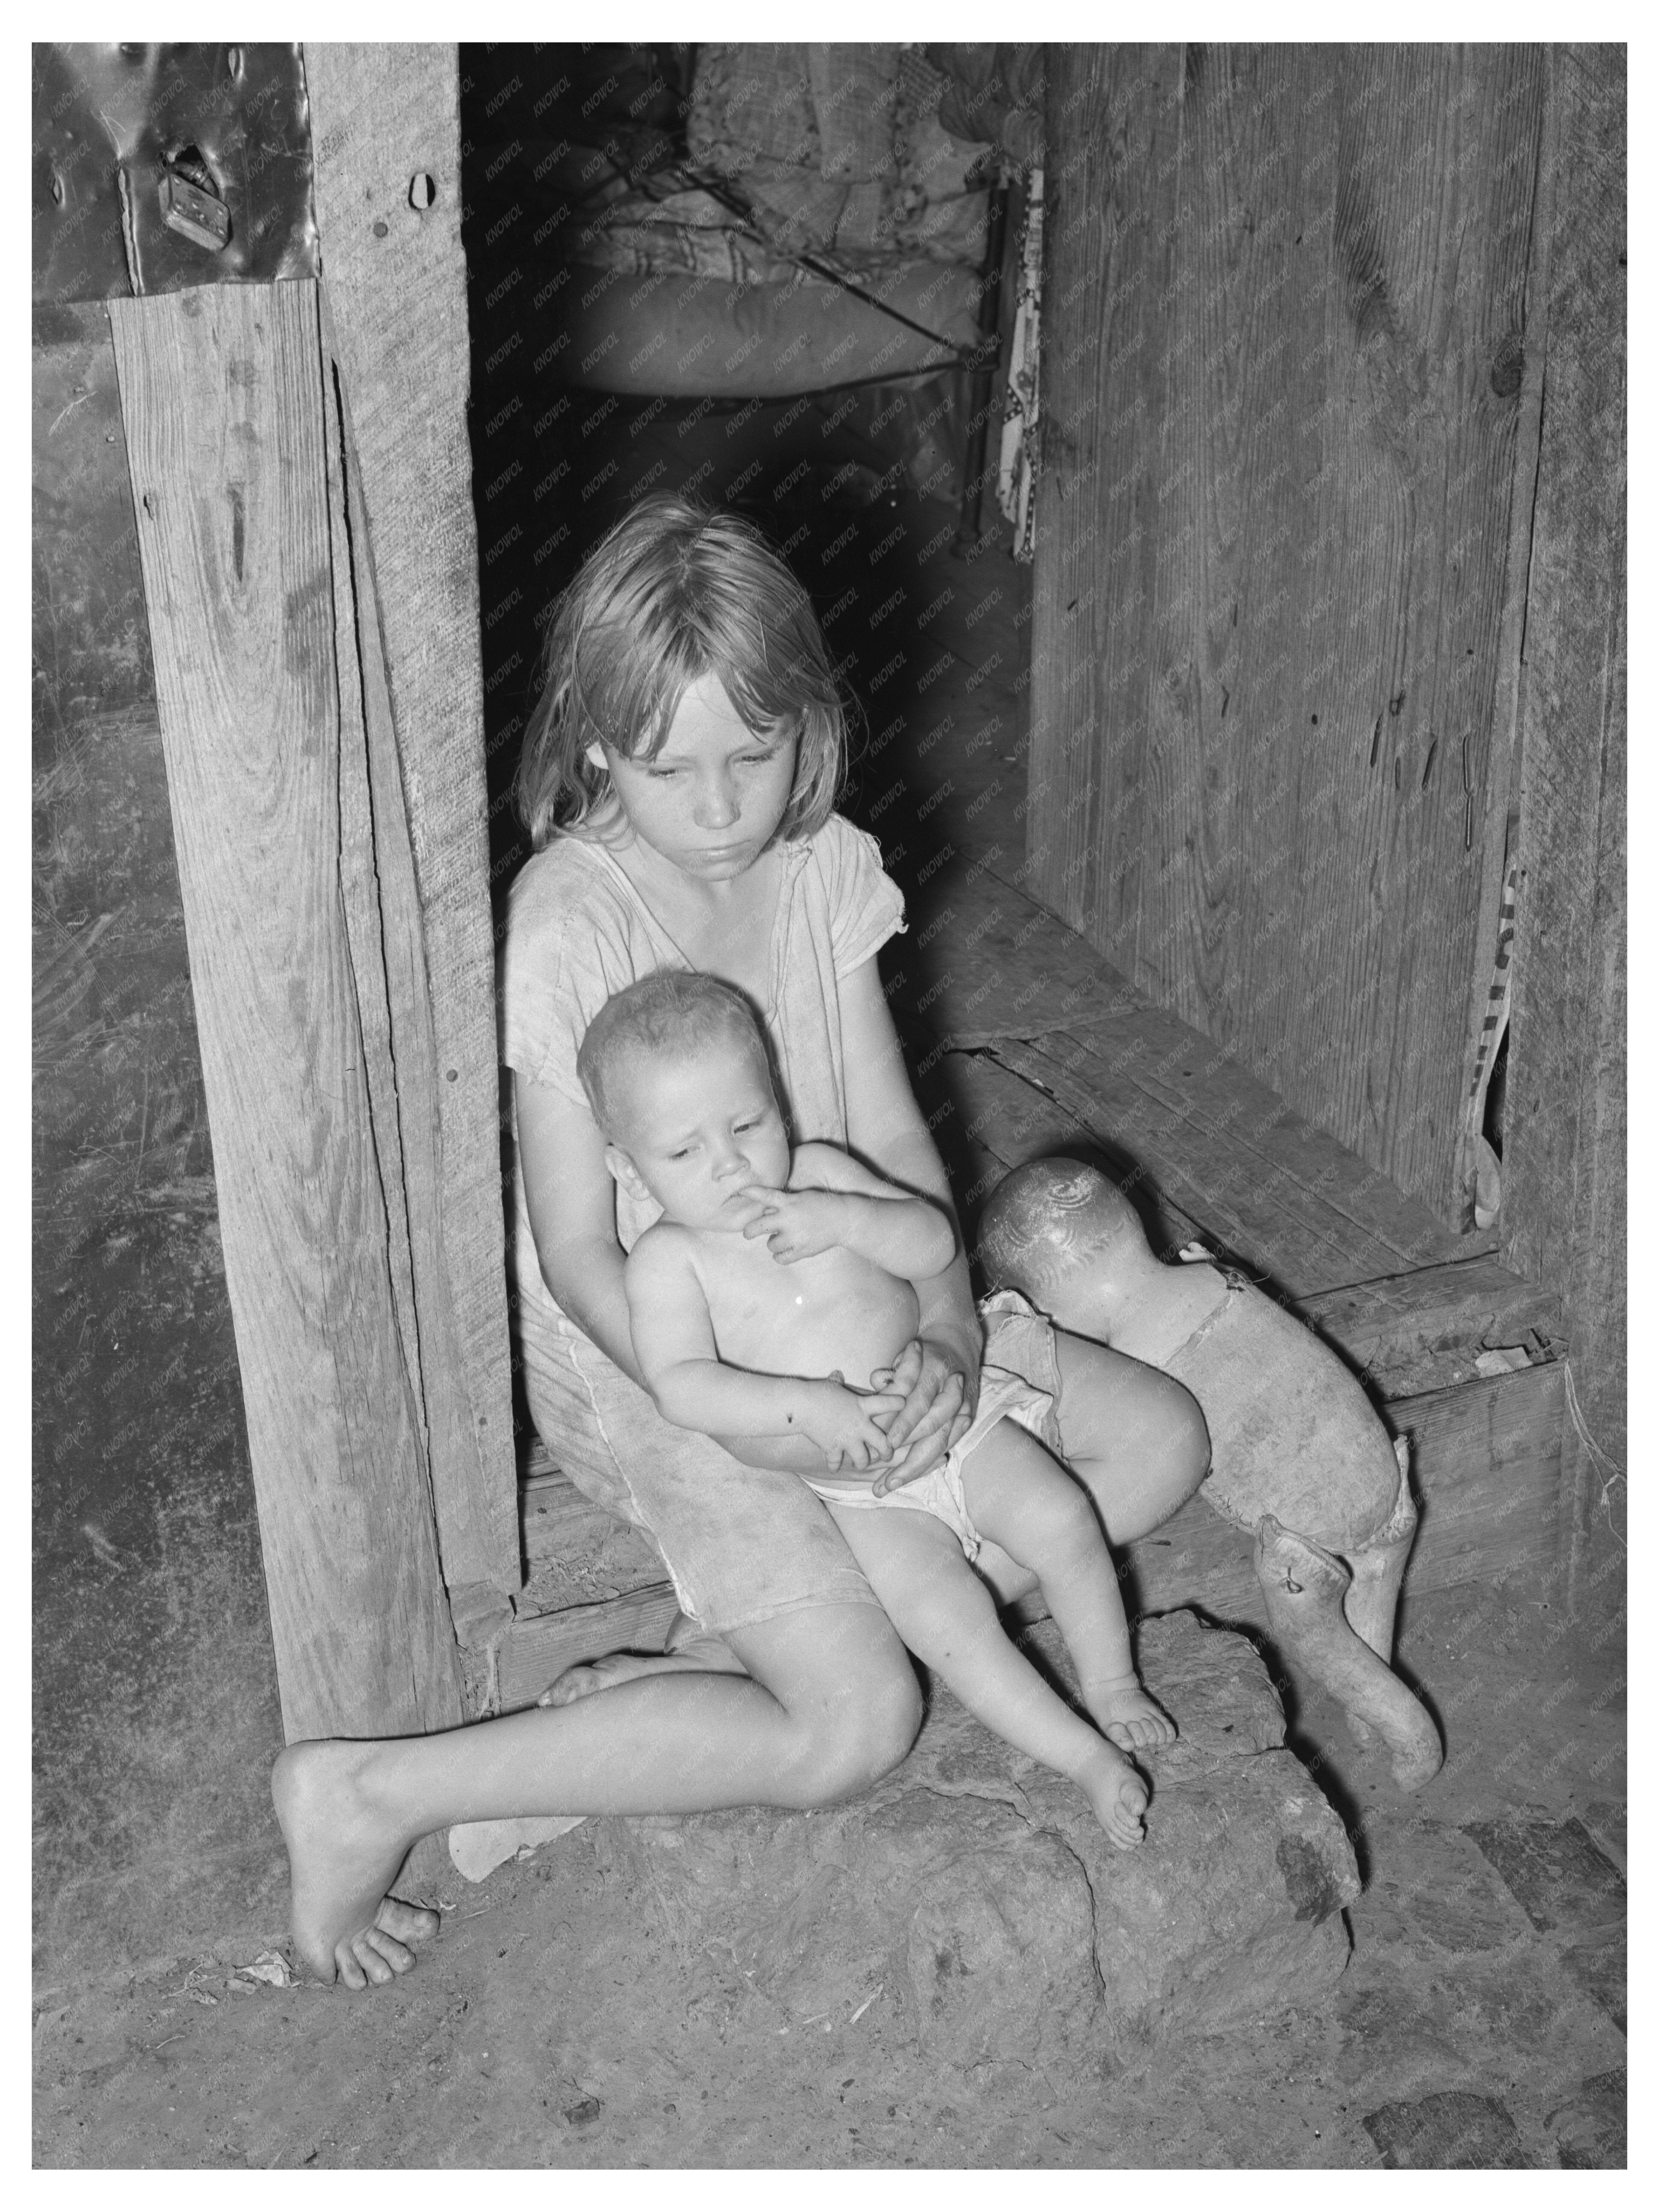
[559, 1610, 1359, 2060]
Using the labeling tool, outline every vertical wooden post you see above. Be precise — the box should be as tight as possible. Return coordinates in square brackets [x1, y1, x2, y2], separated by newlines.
[109, 280, 465, 1743]
[304, 44, 521, 1630]
[1502, 47, 1627, 1588]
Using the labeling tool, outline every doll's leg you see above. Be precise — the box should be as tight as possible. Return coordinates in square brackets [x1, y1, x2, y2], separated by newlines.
[1255, 1516, 1441, 1790]
[1344, 1436, 1418, 1662]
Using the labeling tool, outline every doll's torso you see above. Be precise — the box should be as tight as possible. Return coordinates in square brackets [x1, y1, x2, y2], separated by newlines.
[1150, 1269, 1400, 1551]
[1106, 1259, 1234, 1369]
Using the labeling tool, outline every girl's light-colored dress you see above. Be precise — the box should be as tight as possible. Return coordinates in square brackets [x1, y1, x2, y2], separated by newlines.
[500, 812, 1065, 1632]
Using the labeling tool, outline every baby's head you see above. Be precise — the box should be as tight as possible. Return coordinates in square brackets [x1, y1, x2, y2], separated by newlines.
[516, 493, 848, 850]
[578, 971, 790, 1228]
[977, 1158, 1156, 1310]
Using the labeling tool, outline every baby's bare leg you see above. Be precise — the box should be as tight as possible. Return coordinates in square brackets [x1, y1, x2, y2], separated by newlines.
[826, 1497, 1148, 1848]
[959, 1423, 1175, 1753]
[1046, 1328, 1212, 1542]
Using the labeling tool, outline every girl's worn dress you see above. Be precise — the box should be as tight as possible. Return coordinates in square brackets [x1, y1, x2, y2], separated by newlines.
[502, 813, 898, 1634]
[501, 812, 1069, 1635]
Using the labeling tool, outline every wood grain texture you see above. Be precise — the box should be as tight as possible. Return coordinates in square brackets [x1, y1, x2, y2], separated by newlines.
[497, 1588, 682, 1715]
[1293, 1257, 1565, 1399]
[984, 1030, 1456, 1299]
[110, 282, 463, 1743]
[306, 44, 519, 1601]
[1028, 44, 1547, 1222]
[1500, 48, 1627, 1561]
[886, 852, 1489, 1292]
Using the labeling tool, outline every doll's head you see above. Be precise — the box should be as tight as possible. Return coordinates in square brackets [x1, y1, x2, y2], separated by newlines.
[515, 494, 847, 850]
[977, 1158, 1155, 1309]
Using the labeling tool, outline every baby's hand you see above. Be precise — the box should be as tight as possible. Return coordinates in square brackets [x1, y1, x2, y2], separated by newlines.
[741, 1186, 846, 1264]
[718, 1187, 777, 1236]
[799, 1376, 902, 1469]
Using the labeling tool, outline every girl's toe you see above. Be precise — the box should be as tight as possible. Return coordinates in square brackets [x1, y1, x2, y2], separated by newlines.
[366, 1929, 414, 1974]
[352, 1937, 395, 1986]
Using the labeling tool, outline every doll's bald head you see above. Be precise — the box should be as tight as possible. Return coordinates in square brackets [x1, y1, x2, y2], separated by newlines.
[977, 1158, 1153, 1307]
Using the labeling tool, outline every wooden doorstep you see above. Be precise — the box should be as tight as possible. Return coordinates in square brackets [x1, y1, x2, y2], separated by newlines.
[496, 1358, 1565, 1710]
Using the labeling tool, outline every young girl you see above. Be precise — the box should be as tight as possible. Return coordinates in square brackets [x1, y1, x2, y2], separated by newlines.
[273, 494, 1210, 1989]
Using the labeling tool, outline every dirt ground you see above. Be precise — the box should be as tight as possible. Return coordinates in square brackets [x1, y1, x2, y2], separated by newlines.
[33, 400, 1626, 2167]
[32, 1562, 1626, 2169]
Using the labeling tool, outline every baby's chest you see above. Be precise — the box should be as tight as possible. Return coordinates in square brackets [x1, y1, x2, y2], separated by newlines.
[704, 1248, 916, 1377]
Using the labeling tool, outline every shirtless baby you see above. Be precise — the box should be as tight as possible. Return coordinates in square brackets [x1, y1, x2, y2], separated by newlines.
[579, 971, 1174, 1847]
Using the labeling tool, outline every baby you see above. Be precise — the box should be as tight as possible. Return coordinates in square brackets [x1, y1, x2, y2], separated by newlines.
[579, 971, 1175, 1848]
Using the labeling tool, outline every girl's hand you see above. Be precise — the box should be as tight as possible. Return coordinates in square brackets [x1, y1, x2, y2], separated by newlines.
[740, 1186, 845, 1263]
[865, 1337, 975, 1497]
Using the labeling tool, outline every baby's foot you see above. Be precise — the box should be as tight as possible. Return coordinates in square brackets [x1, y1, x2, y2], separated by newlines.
[272, 1743, 434, 1991]
[1076, 1741, 1150, 1850]
[540, 1641, 746, 1708]
[1085, 1674, 1178, 1752]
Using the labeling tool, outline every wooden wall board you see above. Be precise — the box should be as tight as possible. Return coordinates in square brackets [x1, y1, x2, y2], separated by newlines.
[891, 856, 1487, 1294]
[1500, 47, 1627, 1561]
[521, 1464, 669, 1613]
[1028, 44, 1548, 1223]
[987, 1031, 1440, 1299]
[1293, 1258, 1566, 1400]
[1383, 1359, 1568, 1587]
[110, 281, 464, 1743]
[322, 300, 430, 1519]
[305, 44, 519, 1605]
[497, 1587, 682, 1715]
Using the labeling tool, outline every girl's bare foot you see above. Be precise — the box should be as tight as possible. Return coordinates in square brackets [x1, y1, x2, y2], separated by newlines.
[1084, 1674, 1177, 1753]
[1075, 1741, 1150, 1849]
[272, 1742, 433, 1991]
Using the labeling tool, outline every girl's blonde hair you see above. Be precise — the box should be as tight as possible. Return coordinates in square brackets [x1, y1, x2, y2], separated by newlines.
[515, 493, 849, 850]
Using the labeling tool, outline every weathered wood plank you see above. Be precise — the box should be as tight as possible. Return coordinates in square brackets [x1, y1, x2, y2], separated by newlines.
[984, 1031, 1435, 1298]
[521, 1463, 669, 1610]
[1501, 47, 1627, 1569]
[497, 1587, 682, 1715]
[306, 44, 519, 1604]
[889, 859, 1484, 1290]
[1384, 1359, 1568, 1585]
[1029, 44, 1548, 1222]
[1292, 1258, 1566, 1399]
[110, 281, 463, 1743]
